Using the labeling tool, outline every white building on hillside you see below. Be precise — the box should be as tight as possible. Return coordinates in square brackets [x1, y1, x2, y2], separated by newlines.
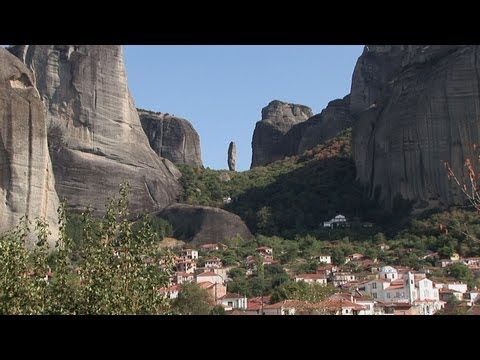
[323, 214, 347, 228]
[360, 266, 444, 315]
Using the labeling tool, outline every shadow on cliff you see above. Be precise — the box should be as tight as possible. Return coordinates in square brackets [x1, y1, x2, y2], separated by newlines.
[225, 155, 389, 239]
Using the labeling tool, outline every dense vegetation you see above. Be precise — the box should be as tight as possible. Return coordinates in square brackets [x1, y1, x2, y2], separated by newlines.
[0, 184, 175, 315]
[178, 129, 390, 238]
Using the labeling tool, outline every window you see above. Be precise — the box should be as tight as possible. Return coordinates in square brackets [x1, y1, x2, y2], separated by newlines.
[372, 282, 377, 289]
[387, 292, 391, 298]
[228, 302, 233, 307]
[372, 293, 377, 299]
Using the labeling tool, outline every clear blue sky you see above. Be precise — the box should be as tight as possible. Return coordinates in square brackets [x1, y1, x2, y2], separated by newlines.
[125, 46, 364, 171]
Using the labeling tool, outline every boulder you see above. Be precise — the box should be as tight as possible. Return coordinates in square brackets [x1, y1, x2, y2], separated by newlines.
[157, 203, 254, 244]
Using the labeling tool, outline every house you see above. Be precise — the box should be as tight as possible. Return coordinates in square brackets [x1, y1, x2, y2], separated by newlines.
[263, 300, 305, 315]
[360, 266, 444, 314]
[200, 243, 221, 251]
[314, 255, 332, 264]
[198, 281, 227, 301]
[294, 273, 328, 285]
[331, 272, 356, 287]
[436, 259, 454, 268]
[176, 272, 195, 284]
[245, 296, 271, 315]
[256, 246, 273, 257]
[176, 259, 196, 274]
[321, 295, 366, 315]
[316, 265, 338, 277]
[181, 249, 198, 260]
[323, 214, 348, 228]
[219, 293, 248, 310]
[159, 285, 180, 300]
[345, 253, 364, 263]
[195, 271, 224, 285]
[204, 257, 223, 269]
[246, 254, 277, 270]
[223, 196, 232, 204]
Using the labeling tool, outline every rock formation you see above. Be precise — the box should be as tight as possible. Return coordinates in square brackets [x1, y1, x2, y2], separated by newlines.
[138, 109, 202, 167]
[228, 141, 236, 171]
[157, 203, 254, 244]
[250, 98, 353, 168]
[284, 95, 354, 155]
[9, 45, 181, 215]
[351, 45, 478, 209]
[251, 100, 312, 167]
[0, 48, 59, 245]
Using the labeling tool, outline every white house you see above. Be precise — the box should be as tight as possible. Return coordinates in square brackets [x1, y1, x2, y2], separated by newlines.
[256, 246, 273, 257]
[181, 249, 198, 260]
[294, 273, 328, 285]
[176, 259, 197, 274]
[323, 214, 347, 228]
[331, 272, 356, 287]
[195, 271, 224, 285]
[360, 266, 444, 314]
[204, 257, 223, 269]
[315, 255, 332, 264]
[219, 293, 248, 310]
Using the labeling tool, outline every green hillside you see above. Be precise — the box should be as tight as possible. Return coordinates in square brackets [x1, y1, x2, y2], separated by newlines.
[177, 129, 385, 238]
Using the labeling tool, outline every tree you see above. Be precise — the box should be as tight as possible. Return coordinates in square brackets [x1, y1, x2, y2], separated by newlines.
[331, 248, 345, 265]
[0, 182, 174, 314]
[172, 283, 214, 315]
[446, 263, 474, 288]
[270, 281, 337, 304]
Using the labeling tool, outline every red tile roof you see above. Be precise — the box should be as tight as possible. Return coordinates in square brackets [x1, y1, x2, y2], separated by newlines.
[198, 281, 215, 289]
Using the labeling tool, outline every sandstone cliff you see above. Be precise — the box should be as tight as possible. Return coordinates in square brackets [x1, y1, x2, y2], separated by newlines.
[138, 109, 202, 167]
[157, 203, 253, 244]
[351, 45, 477, 209]
[251, 100, 312, 167]
[10, 45, 181, 214]
[250, 98, 353, 168]
[0, 48, 59, 245]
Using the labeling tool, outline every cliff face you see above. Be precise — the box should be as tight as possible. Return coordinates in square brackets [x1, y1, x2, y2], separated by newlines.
[139, 110, 202, 167]
[10, 45, 181, 214]
[251, 100, 312, 167]
[0, 48, 59, 245]
[287, 95, 354, 155]
[351, 45, 477, 208]
[250, 98, 353, 168]
[157, 203, 254, 244]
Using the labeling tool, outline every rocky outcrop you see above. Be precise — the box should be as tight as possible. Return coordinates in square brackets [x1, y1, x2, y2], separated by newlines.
[138, 109, 202, 167]
[9, 45, 181, 214]
[284, 95, 354, 155]
[0, 48, 59, 245]
[157, 203, 253, 244]
[351, 45, 478, 209]
[251, 100, 312, 167]
[228, 141, 236, 171]
[250, 98, 353, 168]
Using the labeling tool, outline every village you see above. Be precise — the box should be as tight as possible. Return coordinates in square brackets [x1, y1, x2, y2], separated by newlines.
[159, 215, 480, 315]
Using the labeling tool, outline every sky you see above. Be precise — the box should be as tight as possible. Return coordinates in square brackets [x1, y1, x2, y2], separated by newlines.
[124, 45, 364, 171]
[2, 45, 363, 171]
